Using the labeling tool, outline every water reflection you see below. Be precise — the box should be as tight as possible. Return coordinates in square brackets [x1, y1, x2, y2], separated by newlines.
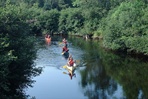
[63, 71, 76, 80]
[25, 36, 89, 99]
[68, 36, 148, 99]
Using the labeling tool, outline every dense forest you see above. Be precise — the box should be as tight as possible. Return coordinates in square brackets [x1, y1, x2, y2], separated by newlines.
[0, 0, 147, 98]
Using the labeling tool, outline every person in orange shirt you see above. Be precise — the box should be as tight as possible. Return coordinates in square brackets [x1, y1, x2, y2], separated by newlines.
[45, 34, 51, 45]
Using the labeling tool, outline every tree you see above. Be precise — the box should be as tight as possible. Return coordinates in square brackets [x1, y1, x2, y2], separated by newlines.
[0, 3, 42, 98]
[100, 1, 148, 55]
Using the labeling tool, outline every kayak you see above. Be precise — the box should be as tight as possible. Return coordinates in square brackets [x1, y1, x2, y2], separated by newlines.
[67, 64, 76, 71]
[62, 51, 69, 58]
[63, 63, 77, 75]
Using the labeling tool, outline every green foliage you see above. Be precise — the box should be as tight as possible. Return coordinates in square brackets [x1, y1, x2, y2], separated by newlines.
[38, 9, 60, 34]
[73, 0, 108, 35]
[92, 29, 103, 39]
[81, 6, 105, 35]
[125, 36, 148, 55]
[101, 1, 148, 55]
[58, 9, 68, 33]
[38, 0, 44, 7]
[59, 8, 84, 34]
[101, 50, 148, 99]
[0, 35, 15, 93]
[0, 3, 42, 98]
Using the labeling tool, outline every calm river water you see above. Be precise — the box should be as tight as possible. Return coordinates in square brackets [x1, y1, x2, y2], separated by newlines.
[25, 36, 148, 99]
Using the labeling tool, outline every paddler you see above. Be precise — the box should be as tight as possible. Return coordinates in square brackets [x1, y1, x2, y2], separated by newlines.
[62, 44, 69, 54]
[67, 57, 75, 67]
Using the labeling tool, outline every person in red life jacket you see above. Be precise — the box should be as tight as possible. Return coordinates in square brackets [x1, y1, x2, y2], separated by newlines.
[62, 44, 69, 53]
[62, 38, 67, 44]
[67, 57, 75, 66]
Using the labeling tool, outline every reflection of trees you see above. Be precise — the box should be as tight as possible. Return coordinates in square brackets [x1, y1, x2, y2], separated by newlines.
[68, 36, 148, 99]
[99, 49, 148, 99]
[79, 51, 119, 99]
[68, 36, 118, 99]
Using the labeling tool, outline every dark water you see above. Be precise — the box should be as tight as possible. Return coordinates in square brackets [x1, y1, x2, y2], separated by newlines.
[25, 36, 148, 99]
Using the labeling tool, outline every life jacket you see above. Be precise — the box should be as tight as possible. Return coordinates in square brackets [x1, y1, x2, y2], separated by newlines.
[63, 46, 68, 52]
[69, 59, 74, 66]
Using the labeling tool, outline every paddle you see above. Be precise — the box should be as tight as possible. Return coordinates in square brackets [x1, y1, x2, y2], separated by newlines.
[62, 65, 67, 69]
[75, 60, 80, 64]
[58, 42, 63, 45]
[61, 52, 64, 55]
[63, 72, 68, 74]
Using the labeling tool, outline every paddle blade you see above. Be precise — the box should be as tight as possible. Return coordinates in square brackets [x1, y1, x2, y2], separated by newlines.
[63, 65, 67, 69]
[61, 52, 64, 55]
[76, 60, 80, 64]
[58, 42, 62, 45]
[63, 72, 67, 74]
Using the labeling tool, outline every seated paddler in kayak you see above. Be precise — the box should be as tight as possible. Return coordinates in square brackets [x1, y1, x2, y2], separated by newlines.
[62, 44, 69, 54]
[67, 55, 76, 67]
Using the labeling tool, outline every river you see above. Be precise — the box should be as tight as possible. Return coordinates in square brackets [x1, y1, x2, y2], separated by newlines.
[25, 35, 148, 99]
